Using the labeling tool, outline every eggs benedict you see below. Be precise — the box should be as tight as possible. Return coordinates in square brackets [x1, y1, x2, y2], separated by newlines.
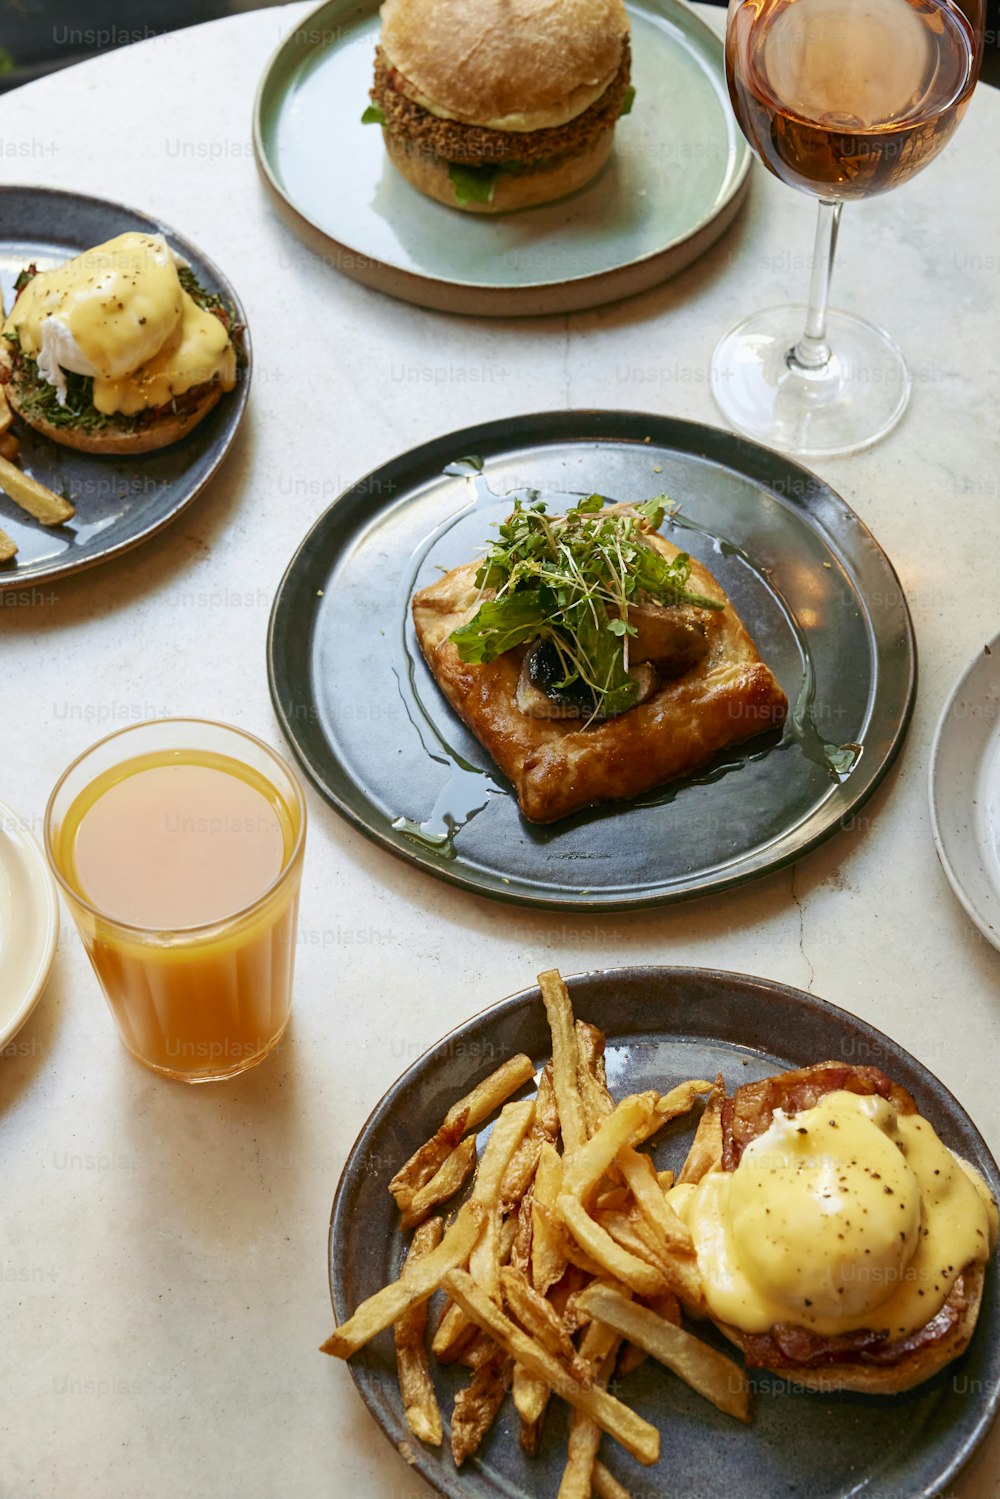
[366, 0, 634, 212]
[0, 232, 240, 454]
[669, 1063, 998, 1393]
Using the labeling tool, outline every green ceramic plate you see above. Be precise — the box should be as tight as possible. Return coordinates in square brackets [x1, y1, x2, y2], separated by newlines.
[253, 0, 750, 314]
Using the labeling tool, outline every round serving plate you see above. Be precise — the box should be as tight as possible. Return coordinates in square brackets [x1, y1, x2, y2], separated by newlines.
[0, 185, 251, 588]
[253, 0, 750, 315]
[329, 965, 1000, 1499]
[268, 409, 916, 910]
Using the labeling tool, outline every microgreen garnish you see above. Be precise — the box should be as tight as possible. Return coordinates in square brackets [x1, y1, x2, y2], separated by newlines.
[450, 495, 724, 719]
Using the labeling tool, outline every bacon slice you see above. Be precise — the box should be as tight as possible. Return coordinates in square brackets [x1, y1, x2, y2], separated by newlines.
[740, 1278, 966, 1369]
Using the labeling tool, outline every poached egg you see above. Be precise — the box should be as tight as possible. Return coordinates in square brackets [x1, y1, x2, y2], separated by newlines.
[3, 232, 236, 416]
[670, 1090, 998, 1341]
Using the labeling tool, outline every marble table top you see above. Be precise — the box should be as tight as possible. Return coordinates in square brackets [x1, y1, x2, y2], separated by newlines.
[1, 4, 999, 1496]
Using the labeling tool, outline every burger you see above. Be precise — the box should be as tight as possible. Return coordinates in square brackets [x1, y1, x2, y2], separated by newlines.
[364, 0, 634, 213]
[0, 232, 240, 455]
[669, 1062, 998, 1393]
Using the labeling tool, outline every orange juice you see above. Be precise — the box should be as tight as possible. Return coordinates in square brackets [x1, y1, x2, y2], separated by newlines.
[46, 721, 306, 1083]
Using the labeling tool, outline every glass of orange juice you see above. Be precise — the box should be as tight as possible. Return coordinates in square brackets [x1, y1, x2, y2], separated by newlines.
[45, 718, 307, 1083]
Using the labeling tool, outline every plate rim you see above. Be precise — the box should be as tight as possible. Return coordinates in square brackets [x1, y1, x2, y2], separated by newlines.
[929, 630, 1000, 949]
[0, 796, 59, 1050]
[328, 963, 1000, 1499]
[267, 407, 917, 912]
[0, 182, 252, 590]
[251, 0, 752, 316]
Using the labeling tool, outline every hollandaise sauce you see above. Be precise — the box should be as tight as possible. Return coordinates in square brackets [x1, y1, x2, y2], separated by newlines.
[4, 232, 236, 414]
[674, 1091, 998, 1339]
[48, 739, 305, 1083]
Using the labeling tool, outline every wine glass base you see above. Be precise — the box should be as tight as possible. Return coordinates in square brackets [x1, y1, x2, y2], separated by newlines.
[711, 306, 911, 459]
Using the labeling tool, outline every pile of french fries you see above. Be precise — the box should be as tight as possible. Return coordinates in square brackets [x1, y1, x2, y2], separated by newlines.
[0, 384, 75, 561]
[322, 970, 750, 1493]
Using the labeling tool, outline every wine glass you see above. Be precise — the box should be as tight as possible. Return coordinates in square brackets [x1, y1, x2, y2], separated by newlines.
[711, 0, 985, 457]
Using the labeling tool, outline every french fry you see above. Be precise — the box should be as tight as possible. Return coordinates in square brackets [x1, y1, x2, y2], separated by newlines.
[560, 1093, 658, 1202]
[401, 1136, 477, 1229]
[676, 1074, 726, 1186]
[468, 1098, 534, 1297]
[617, 1291, 680, 1378]
[0, 431, 19, 461]
[559, 1321, 621, 1499]
[0, 526, 16, 562]
[657, 1169, 674, 1191]
[0, 384, 12, 434]
[0, 454, 74, 525]
[655, 1078, 715, 1120]
[598, 1208, 705, 1310]
[431, 1300, 479, 1364]
[458, 1331, 501, 1370]
[558, 1196, 666, 1297]
[617, 1145, 694, 1255]
[595, 1185, 631, 1214]
[321, 1201, 484, 1358]
[531, 1142, 567, 1295]
[575, 1283, 751, 1422]
[592, 1461, 633, 1499]
[510, 1189, 533, 1276]
[389, 1052, 536, 1210]
[500, 1266, 591, 1383]
[395, 1217, 444, 1446]
[515, 1268, 585, 1449]
[539, 969, 588, 1153]
[432, 1098, 534, 1359]
[451, 1346, 512, 1466]
[533, 1200, 605, 1281]
[501, 1065, 559, 1211]
[513, 1360, 549, 1422]
[598, 1210, 671, 1274]
[442, 1269, 660, 1466]
[498, 1212, 519, 1268]
[576, 1020, 615, 1136]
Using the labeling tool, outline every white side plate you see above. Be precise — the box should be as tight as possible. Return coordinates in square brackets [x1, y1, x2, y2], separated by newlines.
[0, 799, 59, 1049]
[930, 634, 1000, 948]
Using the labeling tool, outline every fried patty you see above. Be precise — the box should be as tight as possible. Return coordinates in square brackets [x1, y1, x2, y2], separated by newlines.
[371, 43, 632, 169]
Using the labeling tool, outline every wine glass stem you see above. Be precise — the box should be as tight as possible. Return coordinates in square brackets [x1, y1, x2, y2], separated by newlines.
[791, 198, 843, 372]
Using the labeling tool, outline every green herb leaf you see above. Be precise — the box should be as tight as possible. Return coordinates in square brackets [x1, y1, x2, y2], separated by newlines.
[448, 162, 501, 206]
[361, 103, 387, 125]
[449, 492, 724, 719]
[449, 589, 549, 663]
[619, 84, 636, 118]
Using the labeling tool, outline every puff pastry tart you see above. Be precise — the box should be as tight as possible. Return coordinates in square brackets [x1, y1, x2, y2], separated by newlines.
[412, 500, 787, 824]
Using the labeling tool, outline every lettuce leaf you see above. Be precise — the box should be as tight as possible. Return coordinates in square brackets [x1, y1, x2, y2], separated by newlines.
[448, 163, 502, 206]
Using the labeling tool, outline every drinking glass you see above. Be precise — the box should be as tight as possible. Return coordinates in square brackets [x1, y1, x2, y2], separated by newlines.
[45, 719, 307, 1083]
[711, 0, 984, 456]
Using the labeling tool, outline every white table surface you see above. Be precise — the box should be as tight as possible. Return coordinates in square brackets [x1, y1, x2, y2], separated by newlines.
[1, 4, 999, 1496]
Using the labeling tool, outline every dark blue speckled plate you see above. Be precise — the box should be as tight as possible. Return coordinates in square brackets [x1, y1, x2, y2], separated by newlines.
[0, 185, 250, 588]
[329, 967, 1000, 1499]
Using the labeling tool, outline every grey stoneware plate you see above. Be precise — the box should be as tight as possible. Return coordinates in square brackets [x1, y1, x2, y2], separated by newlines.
[253, 0, 750, 315]
[328, 966, 1000, 1499]
[267, 409, 916, 910]
[930, 631, 1000, 951]
[0, 185, 251, 589]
